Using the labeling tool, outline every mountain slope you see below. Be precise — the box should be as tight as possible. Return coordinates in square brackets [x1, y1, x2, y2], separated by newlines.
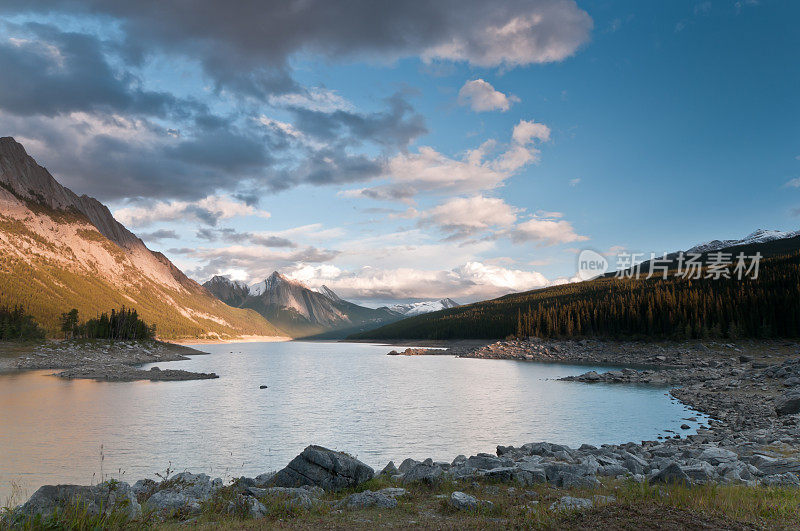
[205, 273, 403, 337]
[0, 137, 281, 339]
[351, 236, 800, 340]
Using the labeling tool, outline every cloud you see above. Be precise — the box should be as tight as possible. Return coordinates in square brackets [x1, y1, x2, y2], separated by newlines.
[182, 245, 340, 282]
[569, 177, 581, 186]
[114, 195, 271, 227]
[0, 24, 195, 119]
[420, 196, 519, 239]
[458, 79, 518, 112]
[138, 229, 179, 241]
[279, 260, 549, 302]
[783, 177, 800, 188]
[195, 228, 296, 248]
[4, 1, 592, 97]
[343, 119, 551, 201]
[511, 215, 588, 246]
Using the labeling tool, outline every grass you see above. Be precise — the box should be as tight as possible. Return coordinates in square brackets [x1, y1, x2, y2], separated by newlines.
[7, 476, 799, 530]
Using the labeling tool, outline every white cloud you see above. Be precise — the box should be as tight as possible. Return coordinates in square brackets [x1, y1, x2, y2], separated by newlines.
[268, 87, 354, 112]
[421, 196, 519, 239]
[115, 195, 271, 227]
[457, 79, 518, 112]
[569, 177, 581, 186]
[511, 119, 551, 145]
[783, 177, 800, 188]
[342, 119, 551, 201]
[281, 260, 549, 302]
[511, 216, 588, 246]
[422, 4, 593, 68]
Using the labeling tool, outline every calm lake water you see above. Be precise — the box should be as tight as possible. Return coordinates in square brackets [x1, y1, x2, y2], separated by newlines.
[0, 341, 708, 503]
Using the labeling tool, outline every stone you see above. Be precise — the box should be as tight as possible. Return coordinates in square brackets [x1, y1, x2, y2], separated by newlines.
[698, 447, 738, 466]
[681, 462, 716, 483]
[20, 481, 141, 520]
[402, 462, 443, 485]
[681, 424, 691, 430]
[651, 463, 690, 485]
[379, 461, 398, 476]
[227, 494, 267, 518]
[449, 491, 478, 510]
[775, 391, 800, 416]
[761, 473, 800, 487]
[466, 454, 509, 470]
[340, 490, 398, 509]
[398, 458, 420, 474]
[550, 496, 593, 511]
[272, 445, 374, 491]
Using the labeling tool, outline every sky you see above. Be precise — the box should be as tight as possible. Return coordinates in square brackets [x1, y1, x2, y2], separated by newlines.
[0, 0, 798, 306]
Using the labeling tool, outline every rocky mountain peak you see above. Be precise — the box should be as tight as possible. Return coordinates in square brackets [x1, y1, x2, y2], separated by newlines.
[0, 136, 140, 249]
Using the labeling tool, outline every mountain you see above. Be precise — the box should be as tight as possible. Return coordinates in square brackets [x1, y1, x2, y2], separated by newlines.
[351, 233, 800, 341]
[389, 298, 459, 316]
[686, 229, 800, 254]
[204, 272, 403, 338]
[0, 137, 281, 339]
[202, 275, 251, 307]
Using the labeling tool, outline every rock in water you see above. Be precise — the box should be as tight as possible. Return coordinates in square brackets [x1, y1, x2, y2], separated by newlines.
[272, 445, 374, 491]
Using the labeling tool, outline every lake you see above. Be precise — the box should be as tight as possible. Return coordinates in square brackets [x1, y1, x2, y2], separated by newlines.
[0, 341, 708, 503]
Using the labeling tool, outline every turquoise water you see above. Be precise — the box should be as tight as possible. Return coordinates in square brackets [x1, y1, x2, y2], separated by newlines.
[0, 341, 707, 503]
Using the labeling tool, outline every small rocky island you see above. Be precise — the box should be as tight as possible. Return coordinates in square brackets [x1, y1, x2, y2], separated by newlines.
[1, 340, 216, 381]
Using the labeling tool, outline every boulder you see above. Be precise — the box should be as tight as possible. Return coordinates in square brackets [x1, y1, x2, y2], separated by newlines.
[402, 462, 443, 485]
[227, 494, 268, 518]
[144, 472, 222, 515]
[340, 488, 406, 509]
[20, 481, 141, 520]
[775, 391, 800, 416]
[651, 463, 690, 485]
[698, 447, 738, 466]
[379, 461, 398, 476]
[761, 473, 800, 487]
[272, 445, 374, 492]
[449, 491, 478, 510]
[398, 458, 420, 474]
[550, 496, 593, 511]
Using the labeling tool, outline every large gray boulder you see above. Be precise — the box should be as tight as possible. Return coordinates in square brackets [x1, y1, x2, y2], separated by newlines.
[272, 445, 374, 492]
[20, 481, 141, 520]
[651, 463, 690, 485]
[402, 462, 444, 485]
[775, 391, 800, 416]
[339, 488, 406, 509]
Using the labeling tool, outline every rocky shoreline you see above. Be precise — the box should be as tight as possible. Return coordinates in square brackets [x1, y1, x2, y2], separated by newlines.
[0, 340, 214, 381]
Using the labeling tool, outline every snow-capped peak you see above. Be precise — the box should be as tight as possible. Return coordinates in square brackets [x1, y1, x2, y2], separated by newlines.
[390, 298, 459, 316]
[687, 228, 800, 254]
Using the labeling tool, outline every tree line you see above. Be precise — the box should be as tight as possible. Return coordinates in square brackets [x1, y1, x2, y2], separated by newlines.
[0, 305, 46, 340]
[351, 251, 800, 341]
[60, 306, 156, 340]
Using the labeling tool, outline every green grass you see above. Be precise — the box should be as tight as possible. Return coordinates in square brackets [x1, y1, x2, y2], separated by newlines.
[8, 476, 798, 530]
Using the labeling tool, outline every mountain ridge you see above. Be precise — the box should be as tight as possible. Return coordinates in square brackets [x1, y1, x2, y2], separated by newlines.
[0, 137, 281, 339]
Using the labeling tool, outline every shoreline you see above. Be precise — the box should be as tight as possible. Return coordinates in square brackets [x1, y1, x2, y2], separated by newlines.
[168, 334, 292, 345]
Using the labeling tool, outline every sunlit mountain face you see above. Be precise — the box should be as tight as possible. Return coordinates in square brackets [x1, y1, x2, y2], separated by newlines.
[0, 1, 797, 307]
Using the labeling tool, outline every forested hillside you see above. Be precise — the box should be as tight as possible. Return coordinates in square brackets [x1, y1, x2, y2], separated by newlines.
[351, 251, 800, 341]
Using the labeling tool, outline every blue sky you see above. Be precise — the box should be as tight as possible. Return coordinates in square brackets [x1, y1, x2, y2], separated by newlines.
[0, 0, 797, 305]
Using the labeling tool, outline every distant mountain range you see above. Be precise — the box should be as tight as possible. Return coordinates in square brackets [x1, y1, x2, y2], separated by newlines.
[353, 230, 800, 341]
[389, 298, 460, 316]
[686, 229, 800, 254]
[203, 273, 459, 338]
[203, 273, 405, 338]
[0, 137, 280, 339]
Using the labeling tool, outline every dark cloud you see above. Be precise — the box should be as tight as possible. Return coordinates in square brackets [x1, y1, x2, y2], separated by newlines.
[195, 227, 296, 248]
[0, 23, 199, 118]
[138, 229, 179, 241]
[2, 1, 591, 97]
